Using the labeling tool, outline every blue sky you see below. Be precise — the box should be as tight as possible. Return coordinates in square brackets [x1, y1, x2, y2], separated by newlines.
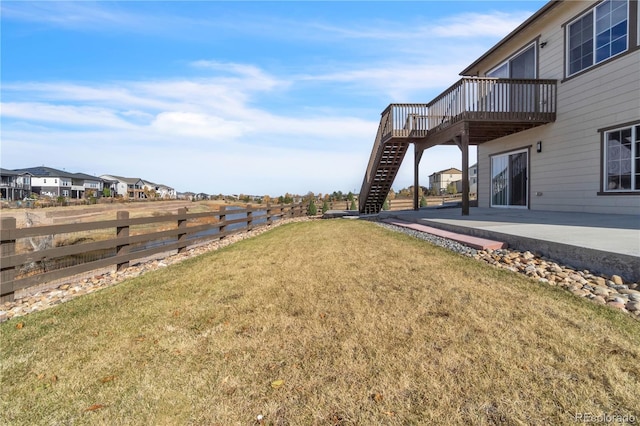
[1, 0, 547, 196]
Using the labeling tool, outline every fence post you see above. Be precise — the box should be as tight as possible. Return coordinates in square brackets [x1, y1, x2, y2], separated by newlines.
[246, 204, 253, 231]
[177, 207, 187, 253]
[116, 211, 130, 272]
[1, 217, 17, 303]
[218, 205, 226, 239]
[266, 203, 273, 226]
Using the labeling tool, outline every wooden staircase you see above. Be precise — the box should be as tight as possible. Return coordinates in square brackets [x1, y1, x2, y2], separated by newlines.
[358, 78, 557, 215]
[359, 139, 409, 214]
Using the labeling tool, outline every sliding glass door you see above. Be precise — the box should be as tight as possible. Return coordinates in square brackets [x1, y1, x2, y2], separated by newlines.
[491, 149, 528, 208]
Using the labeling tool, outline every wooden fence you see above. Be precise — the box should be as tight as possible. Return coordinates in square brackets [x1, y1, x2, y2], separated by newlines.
[0, 203, 304, 302]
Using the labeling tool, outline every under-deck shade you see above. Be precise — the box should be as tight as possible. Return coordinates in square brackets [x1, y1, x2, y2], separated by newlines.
[359, 77, 557, 215]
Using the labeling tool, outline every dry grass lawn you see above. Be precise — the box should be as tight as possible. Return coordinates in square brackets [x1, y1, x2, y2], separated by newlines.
[1, 219, 639, 425]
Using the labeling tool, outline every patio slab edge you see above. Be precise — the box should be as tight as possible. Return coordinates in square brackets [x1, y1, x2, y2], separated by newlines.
[394, 215, 639, 282]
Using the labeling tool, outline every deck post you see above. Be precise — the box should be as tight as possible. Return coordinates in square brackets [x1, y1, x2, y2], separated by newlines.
[460, 126, 470, 216]
[413, 147, 423, 210]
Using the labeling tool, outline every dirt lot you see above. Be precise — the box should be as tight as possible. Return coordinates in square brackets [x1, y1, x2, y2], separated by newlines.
[0, 200, 230, 228]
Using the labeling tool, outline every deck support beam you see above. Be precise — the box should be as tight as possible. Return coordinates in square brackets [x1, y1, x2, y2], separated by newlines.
[413, 147, 423, 210]
[453, 124, 470, 216]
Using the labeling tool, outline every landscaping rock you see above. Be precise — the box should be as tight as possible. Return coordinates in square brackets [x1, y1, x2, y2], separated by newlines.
[377, 222, 638, 321]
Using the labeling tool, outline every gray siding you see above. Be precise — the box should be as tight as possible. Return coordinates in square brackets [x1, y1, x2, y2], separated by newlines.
[477, 1, 640, 215]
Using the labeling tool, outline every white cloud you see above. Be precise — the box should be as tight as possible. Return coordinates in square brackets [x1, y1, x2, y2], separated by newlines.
[432, 11, 533, 38]
[0, 53, 483, 194]
[1, 102, 136, 129]
[150, 111, 248, 140]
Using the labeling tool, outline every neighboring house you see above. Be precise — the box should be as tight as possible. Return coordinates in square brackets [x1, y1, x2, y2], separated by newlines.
[18, 166, 72, 198]
[360, 0, 640, 215]
[142, 180, 177, 199]
[454, 165, 478, 194]
[19, 167, 70, 198]
[71, 173, 104, 198]
[100, 175, 146, 199]
[469, 163, 478, 195]
[178, 192, 196, 200]
[101, 178, 119, 197]
[0, 168, 32, 201]
[428, 168, 462, 193]
[17, 166, 106, 199]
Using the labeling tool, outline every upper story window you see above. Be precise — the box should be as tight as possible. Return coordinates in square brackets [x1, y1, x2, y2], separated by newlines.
[567, 0, 628, 77]
[487, 43, 537, 78]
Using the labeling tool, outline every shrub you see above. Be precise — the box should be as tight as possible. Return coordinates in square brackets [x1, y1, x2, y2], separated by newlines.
[420, 195, 427, 208]
[307, 199, 317, 216]
[322, 200, 329, 214]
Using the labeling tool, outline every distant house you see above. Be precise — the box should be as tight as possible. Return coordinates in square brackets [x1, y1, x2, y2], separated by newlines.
[18, 166, 104, 199]
[0, 168, 32, 201]
[428, 168, 462, 193]
[141, 180, 177, 199]
[100, 175, 146, 199]
[455, 164, 478, 195]
[469, 163, 478, 195]
[360, 0, 640, 215]
[178, 192, 196, 200]
[72, 173, 104, 198]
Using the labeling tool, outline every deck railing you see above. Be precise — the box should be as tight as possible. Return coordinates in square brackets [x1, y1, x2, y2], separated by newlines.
[359, 77, 557, 212]
[0, 182, 30, 189]
[381, 77, 557, 141]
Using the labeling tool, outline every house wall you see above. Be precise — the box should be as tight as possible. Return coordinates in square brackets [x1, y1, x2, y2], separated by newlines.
[429, 172, 462, 192]
[469, 165, 478, 195]
[477, 0, 640, 214]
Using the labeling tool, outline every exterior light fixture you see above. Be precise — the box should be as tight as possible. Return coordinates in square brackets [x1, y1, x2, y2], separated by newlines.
[536, 141, 542, 152]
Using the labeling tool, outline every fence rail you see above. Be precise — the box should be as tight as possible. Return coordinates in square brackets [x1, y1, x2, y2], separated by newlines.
[0, 203, 305, 301]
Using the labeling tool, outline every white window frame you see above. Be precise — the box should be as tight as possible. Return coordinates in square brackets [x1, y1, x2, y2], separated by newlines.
[566, 0, 629, 77]
[603, 124, 639, 192]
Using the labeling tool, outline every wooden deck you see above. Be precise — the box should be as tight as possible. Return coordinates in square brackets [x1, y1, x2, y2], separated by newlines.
[359, 77, 557, 214]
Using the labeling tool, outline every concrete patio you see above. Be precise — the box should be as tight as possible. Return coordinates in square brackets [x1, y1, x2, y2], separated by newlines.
[349, 207, 639, 282]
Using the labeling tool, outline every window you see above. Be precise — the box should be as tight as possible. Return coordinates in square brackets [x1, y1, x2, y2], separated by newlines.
[567, 0, 628, 76]
[488, 43, 536, 78]
[604, 124, 640, 192]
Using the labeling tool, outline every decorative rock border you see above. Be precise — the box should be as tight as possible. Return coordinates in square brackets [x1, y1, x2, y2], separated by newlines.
[0, 217, 310, 322]
[377, 222, 640, 320]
